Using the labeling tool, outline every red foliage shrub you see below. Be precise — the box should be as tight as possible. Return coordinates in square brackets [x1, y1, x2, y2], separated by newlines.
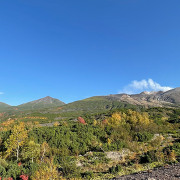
[20, 175, 29, 180]
[78, 117, 86, 124]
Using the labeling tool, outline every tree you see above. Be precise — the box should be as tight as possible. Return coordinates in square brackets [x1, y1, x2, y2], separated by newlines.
[23, 141, 40, 163]
[5, 122, 28, 161]
[32, 157, 59, 180]
[107, 112, 126, 127]
[40, 142, 49, 162]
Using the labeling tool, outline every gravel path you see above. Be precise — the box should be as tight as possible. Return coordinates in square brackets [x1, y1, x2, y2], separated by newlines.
[113, 163, 180, 180]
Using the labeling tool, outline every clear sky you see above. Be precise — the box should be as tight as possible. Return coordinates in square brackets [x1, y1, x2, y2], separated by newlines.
[0, 0, 180, 105]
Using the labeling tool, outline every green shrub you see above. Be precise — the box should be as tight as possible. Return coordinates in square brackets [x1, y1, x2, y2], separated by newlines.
[172, 143, 180, 156]
[0, 159, 8, 168]
[109, 164, 122, 174]
[61, 157, 81, 178]
[0, 165, 6, 177]
[23, 162, 39, 175]
[6, 162, 21, 179]
[82, 171, 94, 179]
[140, 150, 158, 163]
[134, 132, 153, 142]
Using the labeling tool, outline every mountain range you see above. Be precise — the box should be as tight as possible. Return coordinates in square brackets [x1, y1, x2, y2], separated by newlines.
[1, 87, 180, 112]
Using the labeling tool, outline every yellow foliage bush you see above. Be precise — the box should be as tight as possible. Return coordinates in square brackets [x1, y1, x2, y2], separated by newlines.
[107, 110, 151, 127]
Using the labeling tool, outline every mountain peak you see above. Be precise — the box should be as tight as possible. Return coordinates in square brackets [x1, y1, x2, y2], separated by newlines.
[38, 96, 56, 103]
[141, 91, 154, 95]
[44, 96, 53, 99]
[18, 96, 65, 110]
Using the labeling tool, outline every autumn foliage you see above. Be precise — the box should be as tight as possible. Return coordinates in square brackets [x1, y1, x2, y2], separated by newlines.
[20, 175, 29, 180]
[106, 110, 150, 127]
[78, 117, 86, 124]
[0, 107, 179, 179]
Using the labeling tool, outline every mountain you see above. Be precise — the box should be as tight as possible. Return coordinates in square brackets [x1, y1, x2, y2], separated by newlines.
[103, 88, 180, 107]
[111, 87, 180, 107]
[0, 102, 11, 109]
[159, 87, 180, 104]
[52, 88, 180, 115]
[105, 91, 165, 107]
[17, 96, 65, 110]
[0, 102, 14, 113]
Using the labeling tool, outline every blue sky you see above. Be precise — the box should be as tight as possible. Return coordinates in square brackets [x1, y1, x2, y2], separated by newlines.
[0, 0, 180, 105]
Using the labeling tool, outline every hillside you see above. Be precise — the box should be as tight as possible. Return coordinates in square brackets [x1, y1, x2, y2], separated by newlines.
[0, 102, 11, 109]
[74, 87, 180, 109]
[56, 96, 138, 114]
[46, 88, 180, 116]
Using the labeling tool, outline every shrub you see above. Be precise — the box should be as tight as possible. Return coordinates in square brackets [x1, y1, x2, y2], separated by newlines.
[0, 165, 6, 177]
[134, 132, 153, 142]
[109, 164, 122, 174]
[0, 159, 8, 168]
[140, 150, 158, 164]
[82, 171, 94, 179]
[172, 143, 180, 156]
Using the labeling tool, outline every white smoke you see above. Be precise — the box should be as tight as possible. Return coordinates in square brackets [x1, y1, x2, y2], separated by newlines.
[119, 79, 173, 94]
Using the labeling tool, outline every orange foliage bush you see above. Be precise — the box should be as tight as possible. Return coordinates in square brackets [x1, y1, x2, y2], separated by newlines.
[78, 117, 86, 124]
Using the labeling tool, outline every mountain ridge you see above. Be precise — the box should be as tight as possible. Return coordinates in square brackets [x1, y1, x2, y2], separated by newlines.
[0, 87, 180, 112]
[56, 87, 180, 113]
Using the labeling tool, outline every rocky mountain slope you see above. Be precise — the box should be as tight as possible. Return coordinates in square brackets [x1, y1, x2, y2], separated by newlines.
[107, 87, 180, 107]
